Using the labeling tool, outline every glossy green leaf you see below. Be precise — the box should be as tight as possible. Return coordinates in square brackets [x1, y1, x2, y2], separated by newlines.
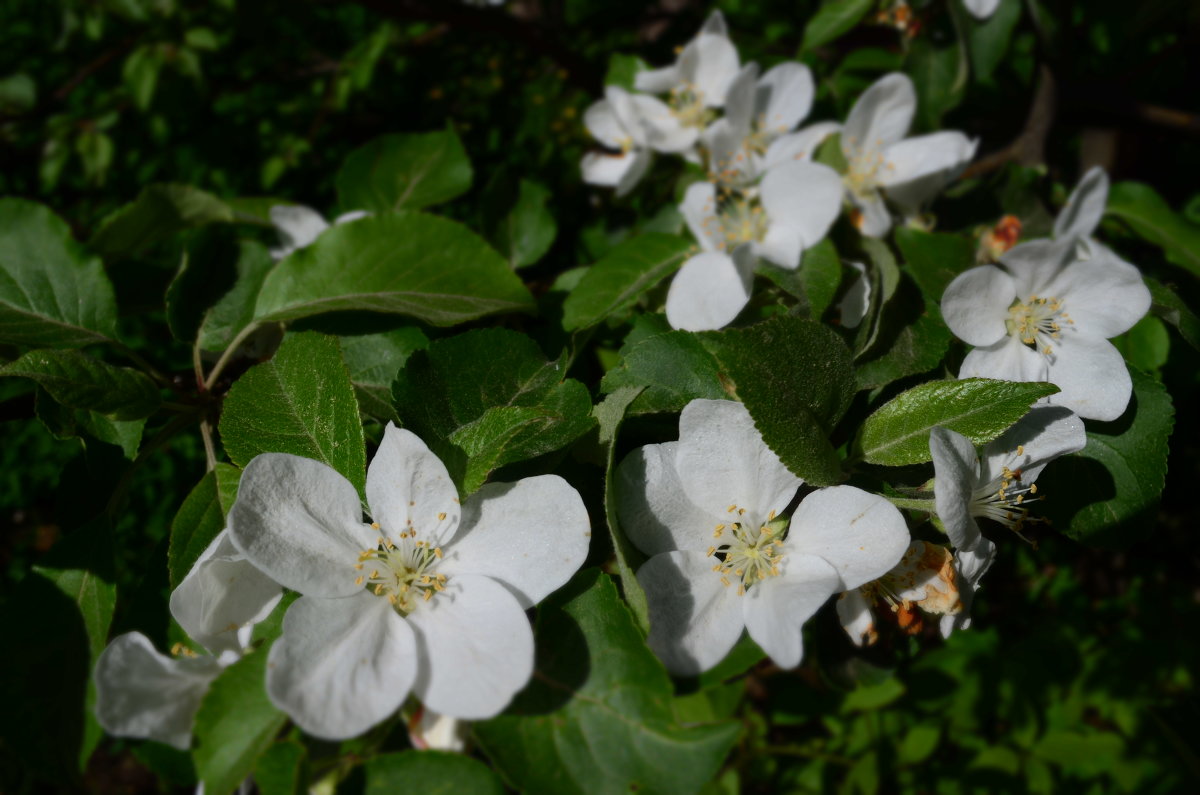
[253, 741, 306, 795]
[392, 328, 595, 494]
[167, 463, 241, 589]
[802, 0, 875, 51]
[908, 39, 967, 130]
[196, 240, 276, 353]
[600, 329, 726, 416]
[1107, 181, 1200, 278]
[493, 179, 557, 268]
[895, 226, 977, 307]
[3, 349, 160, 420]
[253, 213, 533, 327]
[562, 234, 692, 331]
[856, 378, 1060, 466]
[335, 130, 472, 212]
[89, 183, 233, 260]
[340, 327, 429, 422]
[219, 331, 366, 496]
[759, 239, 842, 320]
[1112, 314, 1169, 373]
[0, 198, 118, 348]
[855, 291, 953, 391]
[1146, 276, 1200, 350]
[365, 751, 503, 795]
[34, 388, 146, 459]
[475, 571, 741, 794]
[1039, 367, 1173, 548]
[701, 316, 856, 485]
[967, 0, 1021, 82]
[193, 650, 288, 795]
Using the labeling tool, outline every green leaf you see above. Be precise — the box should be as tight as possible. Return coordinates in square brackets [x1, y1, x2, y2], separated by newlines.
[1107, 181, 1200, 278]
[392, 329, 595, 494]
[335, 130, 472, 213]
[0, 72, 36, 114]
[600, 329, 726, 416]
[253, 213, 533, 327]
[1039, 367, 1173, 548]
[842, 677, 906, 712]
[594, 386, 650, 632]
[562, 234, 693, 331]
[604, 53, 648, 91]
[493, 179, 557, 268]
[967, 0, 1021, 82]
[365, 751, 503, 795]
[90, 184, 233, 261]
[895, 227, 977, 306]
[192, 650, 288, 795]
[3, 349, 160, 420]
[122, 44, 162, 110]
[701, 316, 856, 485]
[814, 132, 849, 173]
[341, 327, 429, 422]
[166, 227, 240, 343]
[219, 331, 366, 496]
[855, 291, 953, 391]
[197, 240, 276, 352]
[253, 741, 306, 795]
[0, 198, 119, 347]
[475, 571, 741, 794]
[1112, 314, 1169, 373]
[168, 463, 241, 589]
[32, 523, 116, 664]
[1146, 276, 1200, 350]
[758, 238, 843, 320]
[856, 378, 1060, 466]
[898, 724, 941, 765]
[802, 0, 876, 51]
[908, 39, 967, 130]
[34, 389, 146, 459]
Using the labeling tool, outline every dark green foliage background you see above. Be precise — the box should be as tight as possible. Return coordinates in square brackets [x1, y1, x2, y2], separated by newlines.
[2, 0, 1198, 793]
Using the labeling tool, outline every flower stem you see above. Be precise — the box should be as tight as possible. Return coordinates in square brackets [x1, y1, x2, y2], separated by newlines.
[202, 321, 261, 392]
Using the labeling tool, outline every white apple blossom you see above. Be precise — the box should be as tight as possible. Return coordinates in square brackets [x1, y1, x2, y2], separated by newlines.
[840, 73, 977, 237]
[963, 0, 1001, 20]
[942, 232, 1151, 421]
[581, 86, 692, 195]
[93, 531, 282, 749]
[269, 205, 369, 260]
[616, 399, 909, 674]
[635, 11, 740, 139]
[227, 423, 589, 740]
[666, 160, 843, 331]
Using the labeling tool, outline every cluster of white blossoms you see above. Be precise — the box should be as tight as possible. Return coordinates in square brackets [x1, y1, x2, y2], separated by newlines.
[942, 168, 1152, 421]
[617, 399, 910, 674]
[95, 424, 590, 743]
[581, 12, 977, 332]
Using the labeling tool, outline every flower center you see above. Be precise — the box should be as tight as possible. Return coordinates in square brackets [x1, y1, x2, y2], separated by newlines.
[969, 446, 1042, 536]
[669, 83, 716, 129]
[706, 505, 787, 595]
[1007, 295, 1074, 355]
[354, 523, 447, 615]
[843, 140, 893, 200]
[700, 191, 770, 251]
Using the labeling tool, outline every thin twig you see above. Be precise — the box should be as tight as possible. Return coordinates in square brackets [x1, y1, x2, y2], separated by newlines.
[203, 322, 261, 393]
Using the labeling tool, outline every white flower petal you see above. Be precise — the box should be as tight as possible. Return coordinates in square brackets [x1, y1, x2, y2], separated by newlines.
[581, 151, 652, 196]
[680, 180, 718, 249]
[705, 118, 758, 186]
[665, 251, 752, 332]
[963, 0, 1001, 19]
[702, 9, 728, 35]
[836, 589, 877, 647]
[757, 161, 843, 269]
[269, 205, 329, 259]
[1045, 333, 1132, 421]
[683, 34, 741, 107]
[638, 550, 746, 675]
[675, 398, 804, 521]
[724, 63, 760, 134]
[266, 594, 416, 740]
[980, 405, 1086, 485]
[635, 65, 682, 95]
[229, 454, 373, 598]
[998, 239, 1075, 297]
[440, 475, 589, 608]
[848, 190, 893, 238]
[930, 427, 984, 551]
[407, 574, 534, 719]
[842, 73, 915, 159]
[94, 633, 224, 750]
[332, 210, 369, 225]
[583, 97, 629, 149]
[1043, 243, 1150, 339]
[761, 121, 841, 172]
[959, 335, 1050, 384]
[941, 265, 1016, 346]
[757, 62, 814, 136]
[939, 538, 996, 637]
[616, 442, 715, 556]
[878, 132, 977, 214]
[1054, 166, 1109, 241]
[786, 486, 910, 591]
[632, 94, 699, 153]
[171, 532, 282, 656]
[743, 554, 839, 668]
[367, 424, 461, 549]
[838, 261, 871, 329]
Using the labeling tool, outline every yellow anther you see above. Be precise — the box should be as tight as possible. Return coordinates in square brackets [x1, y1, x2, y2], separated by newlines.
[355, 575, 364, 585]
[437, 512, 447, 521]
[371, 522, 380, 529]
[434, 547, 443, 558]
[727, 505, 737, 513]
[707, 546, 716, 557]
[423, 590, 434, 601]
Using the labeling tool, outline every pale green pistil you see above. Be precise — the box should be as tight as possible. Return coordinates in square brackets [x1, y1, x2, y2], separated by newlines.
[355, 525, 447, 615]
[707, 506, 788, 595]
